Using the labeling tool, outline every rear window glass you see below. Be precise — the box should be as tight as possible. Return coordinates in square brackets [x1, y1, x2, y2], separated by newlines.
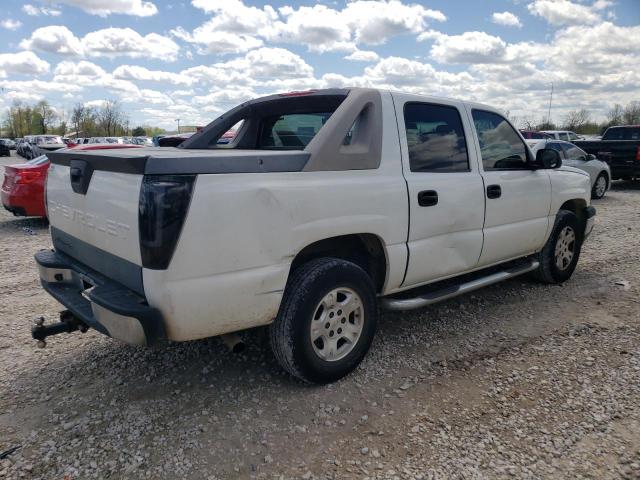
[258, 113, 333, 149]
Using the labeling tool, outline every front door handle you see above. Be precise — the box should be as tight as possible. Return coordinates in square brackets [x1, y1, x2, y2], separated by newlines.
[418, 190, 438, 207]
[486, 184, 502, 199]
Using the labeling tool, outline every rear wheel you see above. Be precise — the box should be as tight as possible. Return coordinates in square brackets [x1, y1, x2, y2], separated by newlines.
[591, 173, 607, 199]
[534, 210, 583, 284]
[270, 258, 378, 384]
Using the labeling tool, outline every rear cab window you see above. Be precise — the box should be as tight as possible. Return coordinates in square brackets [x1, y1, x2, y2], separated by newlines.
[259, 113, 333, 149]
[200, 92, 348, 151]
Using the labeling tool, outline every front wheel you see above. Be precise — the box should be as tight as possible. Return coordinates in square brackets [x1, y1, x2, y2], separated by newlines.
[270, 258, 378, 384]
[591, 173, 608, 199]
[534, 210, 583, 284]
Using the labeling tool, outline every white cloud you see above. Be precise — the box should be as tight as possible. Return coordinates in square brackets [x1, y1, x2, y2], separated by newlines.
[22, 4, 62, 16]
[0, 79, 82, 95]
[492, 11, 522, 28]
[0, 51, 50, 78]
[528, 0, 606, 25]
[342, 0, 446, 45]
[1, 19, 22, 31]
[54, 60, 106, 77]
[424, 31, 508, 64]
[183, 0, 446, 54]
[83, 28, 180, 61]
[171, 27, 263, 54]
[21, 26, 179, 61]
[19, 26, 84, 55]
[345, 50, 380, 62]
[113, 65, 193, 85]
[52, 0, 158, 17]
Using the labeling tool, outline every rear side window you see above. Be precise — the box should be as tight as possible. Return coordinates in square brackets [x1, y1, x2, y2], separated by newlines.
[472, 110, 528, 170]
[403, 103, 469, 172]
[258, 113, 332, 149]
[547, 142, 565, 156]
[604, 127, 640, 140]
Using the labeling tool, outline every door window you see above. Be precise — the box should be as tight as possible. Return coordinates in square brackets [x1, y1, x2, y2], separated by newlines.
[472, 110, 529, 170]
[403, 103, 469, 172]
[561, 143, 587, 160]
[559, 132, 570, 141]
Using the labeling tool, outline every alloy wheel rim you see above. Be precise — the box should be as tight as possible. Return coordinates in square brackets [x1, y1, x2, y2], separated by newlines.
[595, 176, 606, 197]
[310, 287, 364, 362]
[554, 226, 576, 271]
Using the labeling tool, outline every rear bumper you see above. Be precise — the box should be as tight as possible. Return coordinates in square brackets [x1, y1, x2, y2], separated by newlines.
[35, 249, 166, 346]
[609, 163, 640, 179]
[584, 206, 596, 240]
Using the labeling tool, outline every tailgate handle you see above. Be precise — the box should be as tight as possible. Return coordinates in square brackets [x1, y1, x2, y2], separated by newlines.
[69, 160, 94, 195]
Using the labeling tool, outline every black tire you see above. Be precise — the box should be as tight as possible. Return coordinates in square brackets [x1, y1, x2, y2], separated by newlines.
[591, 172, 608, 199]
[269, 257, 378, 384]
[534, 210, 583, 284]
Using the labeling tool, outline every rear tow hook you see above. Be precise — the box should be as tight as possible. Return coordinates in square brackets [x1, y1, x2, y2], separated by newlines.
[31, 311, 88, 348]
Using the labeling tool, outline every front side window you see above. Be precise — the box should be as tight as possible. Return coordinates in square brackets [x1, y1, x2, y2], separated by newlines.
[472, 110, 528, 170]
[559, 132, 570, 141]
[403, 103, 469, 172]
[568, 132, 580, 140]
[562, 143, 587, 160]
[258, 113, 333, 149]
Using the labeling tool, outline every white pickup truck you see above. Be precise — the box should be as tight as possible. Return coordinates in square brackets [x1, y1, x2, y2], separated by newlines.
[34, 88, 595, 383]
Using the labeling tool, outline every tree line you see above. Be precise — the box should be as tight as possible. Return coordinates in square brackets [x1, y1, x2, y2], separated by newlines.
[1, 100, 166, 139]
[511, 100, 640, 134]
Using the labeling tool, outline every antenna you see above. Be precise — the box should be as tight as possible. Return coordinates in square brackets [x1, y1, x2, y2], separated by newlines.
[547, 82, 554, 127]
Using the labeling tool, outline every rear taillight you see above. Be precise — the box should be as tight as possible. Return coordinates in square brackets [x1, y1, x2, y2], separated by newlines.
[636, 145, 640, 161]
[139, 175, 196, 270]
[15, 170, 43, 184]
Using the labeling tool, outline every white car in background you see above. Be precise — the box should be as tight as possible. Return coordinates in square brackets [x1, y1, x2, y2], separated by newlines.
[529, 139, 611, 199]
[541, 130, 583, 141]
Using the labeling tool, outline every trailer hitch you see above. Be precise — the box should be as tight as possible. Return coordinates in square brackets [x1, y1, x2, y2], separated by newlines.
[32, 311, 88, 348]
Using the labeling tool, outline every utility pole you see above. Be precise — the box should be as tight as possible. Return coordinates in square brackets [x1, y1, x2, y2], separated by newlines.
[176, 118, 181, 134]
[547, 82, 554, 127]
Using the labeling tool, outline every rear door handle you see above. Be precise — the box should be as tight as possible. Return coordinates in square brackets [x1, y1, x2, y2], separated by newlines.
[486, 184, 502, 199]
[418, 190, 438, 207]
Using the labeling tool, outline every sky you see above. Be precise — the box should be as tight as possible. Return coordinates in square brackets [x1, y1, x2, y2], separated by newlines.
[0, 0, 638, 130]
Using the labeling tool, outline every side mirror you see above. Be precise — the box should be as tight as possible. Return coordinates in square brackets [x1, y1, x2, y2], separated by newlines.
[587, 153, 597, 161]
[532, 148, 562, 169]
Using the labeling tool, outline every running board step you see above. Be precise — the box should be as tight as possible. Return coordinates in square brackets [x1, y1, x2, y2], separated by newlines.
[381, 260, 540, 311]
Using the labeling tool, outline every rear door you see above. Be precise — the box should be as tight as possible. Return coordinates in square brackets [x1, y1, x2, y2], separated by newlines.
[466, 108, 551, 267]
[393, 94, 485, 287]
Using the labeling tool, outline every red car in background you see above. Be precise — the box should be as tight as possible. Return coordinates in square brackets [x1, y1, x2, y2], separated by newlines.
[2, 143, 142, 218]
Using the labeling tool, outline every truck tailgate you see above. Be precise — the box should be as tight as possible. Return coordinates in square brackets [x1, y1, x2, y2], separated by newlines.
[46, 149, 147, 266]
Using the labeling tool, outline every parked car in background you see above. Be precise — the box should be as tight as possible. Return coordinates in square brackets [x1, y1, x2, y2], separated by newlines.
[519, 130, 552, 140]
[2, 143, 143, 219]
[0, 140, 11, 157]
[35, 88, 594, 383]
[0, 138, 16, 150]
[131, 136, 153, 146]
[541, 130, 583, 141]
[530, 139, 611, 199]
[574, 126, 640, 181]
[157, 132, 194, 147]
[1, 155, 49, 217]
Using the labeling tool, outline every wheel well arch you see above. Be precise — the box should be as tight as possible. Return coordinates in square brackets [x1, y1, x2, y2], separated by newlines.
[559, 198, 588, 226]
[289, 234, 387, 293]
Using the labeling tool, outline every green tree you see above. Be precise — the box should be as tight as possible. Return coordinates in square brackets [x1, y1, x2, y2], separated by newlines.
[132, 126, 146, 136]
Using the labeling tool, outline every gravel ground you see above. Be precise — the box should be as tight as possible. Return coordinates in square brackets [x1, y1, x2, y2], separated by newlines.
[1, 150, 639, 479]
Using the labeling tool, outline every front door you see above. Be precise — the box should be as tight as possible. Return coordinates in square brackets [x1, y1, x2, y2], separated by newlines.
[466, 108, 552, 266]
[394, 96, 485, 287]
